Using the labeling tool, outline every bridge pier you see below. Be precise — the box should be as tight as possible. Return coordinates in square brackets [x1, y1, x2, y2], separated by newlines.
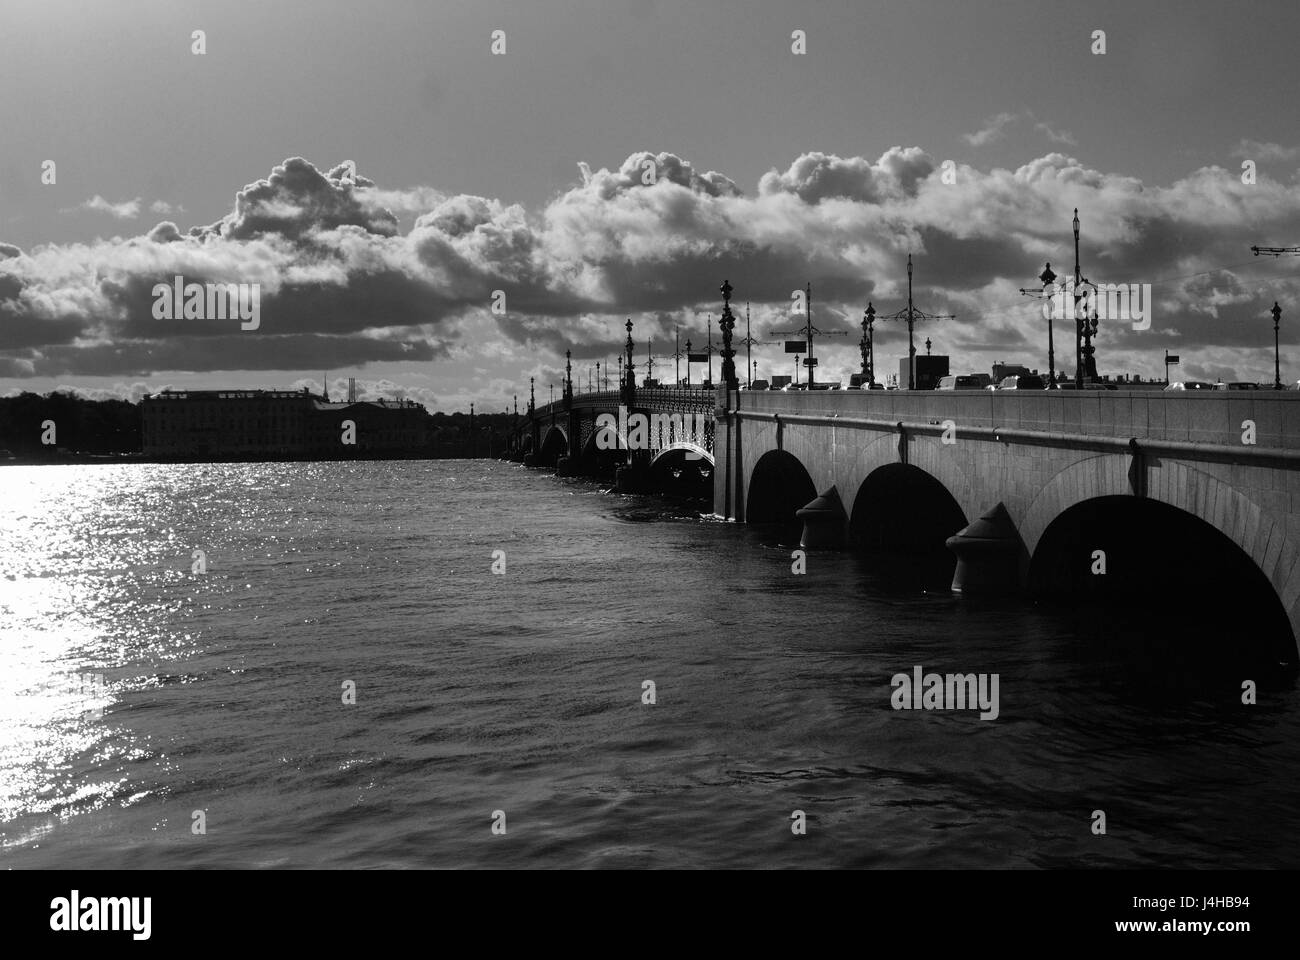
[797, 486, 848, 549]
[945, 503, 1022, 595]
[615, 451, 652, 494]
[712, 385, 743, 520]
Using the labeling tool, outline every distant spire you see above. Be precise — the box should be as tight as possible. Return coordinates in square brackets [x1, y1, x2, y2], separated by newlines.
[322, 373, 329, 402]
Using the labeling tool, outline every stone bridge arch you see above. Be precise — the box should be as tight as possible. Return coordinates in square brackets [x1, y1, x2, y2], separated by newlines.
[1022, 454, 1300, 651]
[649, 442, 714, 468]
[746, 448, 817, 526]
[903, 435, 980, 523]
[537, 424, 569, 465]
[737, 425, 979, 536]
[580, 425, 629, 461]
[848, 457, 970, 555]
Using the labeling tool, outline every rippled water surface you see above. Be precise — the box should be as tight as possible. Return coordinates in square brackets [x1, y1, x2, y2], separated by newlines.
[1, 460, 1296, 868]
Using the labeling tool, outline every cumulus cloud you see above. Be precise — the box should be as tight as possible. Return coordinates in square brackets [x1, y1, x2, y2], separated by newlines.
[193, 158, 399, 241]
[757, 148, 934, 204]
[76, 196, 142, 219]
[4, 148, 1300, 386]
[0, 158, 525, 376]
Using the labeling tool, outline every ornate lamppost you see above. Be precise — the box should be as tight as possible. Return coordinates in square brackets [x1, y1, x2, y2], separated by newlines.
[1041, 262, 1058, 388]
[719, 280, 738, 389]
[1072, 208, 1100, 386]
[1273, 302, 1284, 390]
[622, 319, 636, 404]
[860, 303, 876, 384]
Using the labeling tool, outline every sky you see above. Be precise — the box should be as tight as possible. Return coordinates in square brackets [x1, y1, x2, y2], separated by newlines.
[2, 0, 1300, 410]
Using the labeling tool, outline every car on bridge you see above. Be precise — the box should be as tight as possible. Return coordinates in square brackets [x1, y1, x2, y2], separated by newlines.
[781, 382, 809, 391]
[847, 374, 885, 390]
[745, 380, 770, 391]
[936, 375, 986, 390]
[1164, 381, 1215, 391]
[997, 374, 1046, 390]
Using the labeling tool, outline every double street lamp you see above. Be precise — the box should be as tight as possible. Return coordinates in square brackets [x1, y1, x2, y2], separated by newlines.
[1021, 262, 1060, 388]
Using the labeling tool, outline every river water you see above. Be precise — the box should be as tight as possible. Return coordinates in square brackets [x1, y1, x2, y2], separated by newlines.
[0, 460, 1296, 868]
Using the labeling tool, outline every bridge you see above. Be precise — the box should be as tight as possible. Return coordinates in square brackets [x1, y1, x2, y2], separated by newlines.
[513, 382, 1300, 663]
[511, 383, 716, 495]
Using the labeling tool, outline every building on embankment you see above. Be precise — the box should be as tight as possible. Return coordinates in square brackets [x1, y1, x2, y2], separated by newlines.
[141, 388, 431, 459]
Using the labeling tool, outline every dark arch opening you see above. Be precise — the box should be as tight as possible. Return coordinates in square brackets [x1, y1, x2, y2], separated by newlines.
[537, 428, 567, 467]
[848, 464, 968, 590]
[580, 429, 627, 481]
[747, 450, 817, 540]
[1030, 495, 1296, 692]
[647, 449, 713, 500]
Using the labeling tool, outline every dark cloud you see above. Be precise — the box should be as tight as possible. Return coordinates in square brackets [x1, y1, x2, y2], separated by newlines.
[18, 334, 442, 378]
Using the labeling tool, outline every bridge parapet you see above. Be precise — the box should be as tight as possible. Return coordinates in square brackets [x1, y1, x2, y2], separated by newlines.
[737, 390, 1300, 450]
[525, 387, 712, 420]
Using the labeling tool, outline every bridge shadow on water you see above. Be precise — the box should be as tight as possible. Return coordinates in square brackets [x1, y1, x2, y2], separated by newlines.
[1029, 495, 1298, 701]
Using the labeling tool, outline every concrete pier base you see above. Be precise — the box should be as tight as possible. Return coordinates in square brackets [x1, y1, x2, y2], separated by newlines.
[797, 486, 847, 549]
[615, 459, 649, 494]
[945, 502, 1021, 595]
